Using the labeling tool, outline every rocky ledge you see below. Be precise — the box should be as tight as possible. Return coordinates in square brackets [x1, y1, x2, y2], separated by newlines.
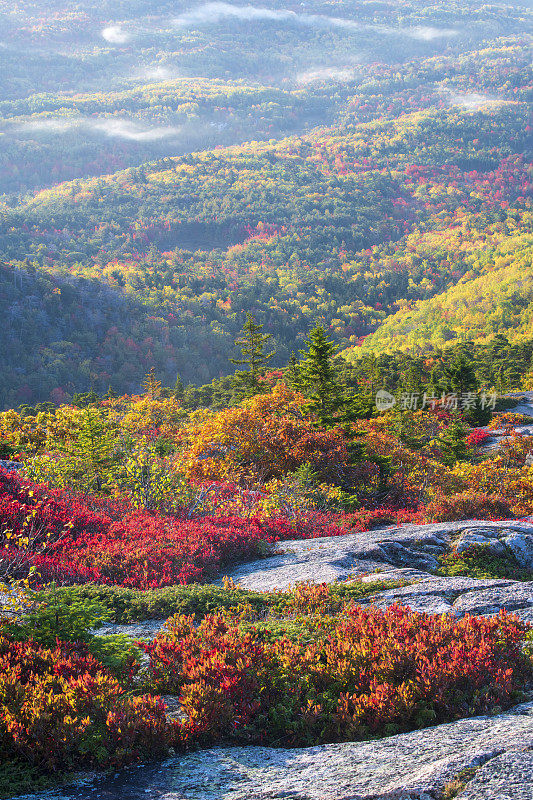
[220, 519, 533, 621]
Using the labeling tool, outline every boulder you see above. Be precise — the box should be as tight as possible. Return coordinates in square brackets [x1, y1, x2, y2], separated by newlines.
[94, 619, 166, 640]
[221, 524, 456, 591]
[372, 576, 514, 616]
[502, 533, 533, 569]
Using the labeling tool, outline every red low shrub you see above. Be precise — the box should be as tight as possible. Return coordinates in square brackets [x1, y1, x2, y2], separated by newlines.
[466, 429, 490, 447]
[342, 506, 425, 531]
[143, 604, 530, 747]
[47, 512, 296, 589]
[2, 469, 509, 590]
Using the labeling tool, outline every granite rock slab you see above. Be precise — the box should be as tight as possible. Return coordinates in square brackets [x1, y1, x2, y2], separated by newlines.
[455, 750, 533, 799]
[221, 522, 458, 591]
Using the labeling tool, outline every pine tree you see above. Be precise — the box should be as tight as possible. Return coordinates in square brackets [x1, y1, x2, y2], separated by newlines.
[230, 313, 275, 395]
[142, 367, 162, 399]
[504, 363, 522, 391]
[428, 366, 443, 397]
[298, 326, 345, 428]
[438, 351, 490, 425]
[399, 356, 424, 393]
[360, 353, 381, 398]
[297, 327, 385, 486]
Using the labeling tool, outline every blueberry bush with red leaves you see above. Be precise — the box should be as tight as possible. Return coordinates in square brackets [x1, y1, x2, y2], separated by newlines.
[142, 602, 531, 747]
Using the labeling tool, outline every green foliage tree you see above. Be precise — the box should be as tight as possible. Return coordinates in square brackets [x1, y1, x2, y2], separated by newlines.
[230, 313, 275, 396]
[72, 390, 100, 408]
[297, 327, 378, 481]
[174, 374, 184, 401]
[442, 352, 478, 397]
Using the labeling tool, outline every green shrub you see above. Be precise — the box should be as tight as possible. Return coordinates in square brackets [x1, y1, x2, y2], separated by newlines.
[0, 759, 59, 799]
[438, 544, 533, 581]
[89, 634, 143, 680]
[2, 587, 110, 646]
[32, 579, 404, 625]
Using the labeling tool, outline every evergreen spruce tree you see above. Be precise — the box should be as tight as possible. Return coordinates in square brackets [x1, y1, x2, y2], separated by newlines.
[298, 326, 345, 427]
[286, 352, 302, 390]
[174, 374, 184, 401]
[70, 408, 118, 493]
[360, 353, 380, 398]
[504, 363, 522, 391]
[399, 356, 424, 393]
[230, 313, 275, 396]
[298, 329, 390, 491]
[142, 367, 162, 399]
[427, 366, 443, 398]
[436, 418, 469, 467]
[444, 352, 478, 397]
[438, 350, 490, 426]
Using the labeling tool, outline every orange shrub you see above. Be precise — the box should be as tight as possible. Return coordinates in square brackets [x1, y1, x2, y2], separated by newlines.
[424, 491, 512, 522]
[177, 384, 353, 485]
[488, 413, 533, 430]
[0, 637, 168, 771]
[454, 453, 533, 516]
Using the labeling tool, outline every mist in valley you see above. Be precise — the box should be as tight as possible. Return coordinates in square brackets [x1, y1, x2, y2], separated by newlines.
[0, 0, 528, 196]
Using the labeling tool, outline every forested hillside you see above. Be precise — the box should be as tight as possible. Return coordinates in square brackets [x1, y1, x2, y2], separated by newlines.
[0, 0, 531, 407]
[349, 232, 533, 355]
[3, 4, 533, 794]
